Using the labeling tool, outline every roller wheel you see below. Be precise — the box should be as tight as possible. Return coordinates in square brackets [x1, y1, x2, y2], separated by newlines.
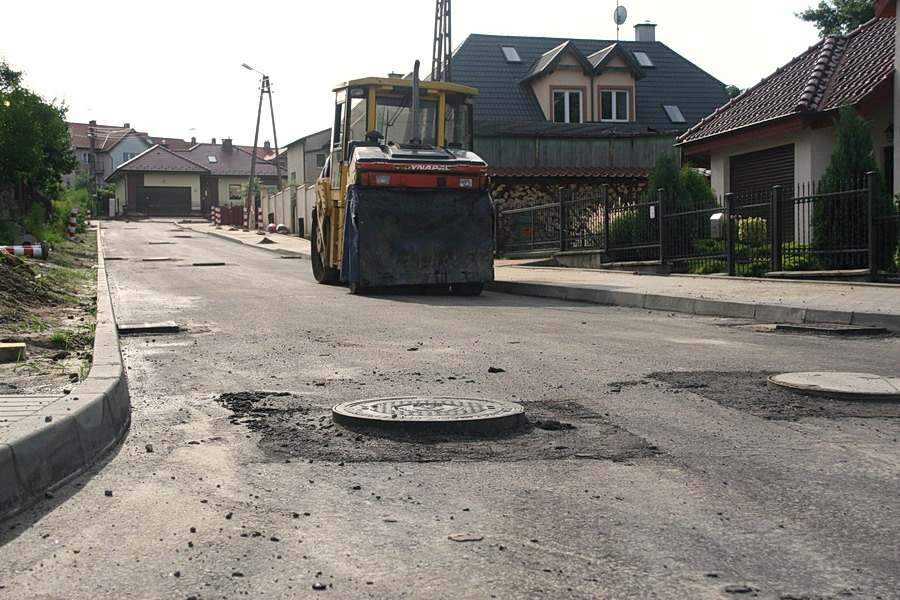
[311, 210, 340, 285]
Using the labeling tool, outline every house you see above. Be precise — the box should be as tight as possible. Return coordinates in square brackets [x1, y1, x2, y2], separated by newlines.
[260, 128, 330, 235]
[106, 138, 281, 216]
[66, 121, 191, 189]
[449, 25, 731, 207]
[677, 5, 896, 199]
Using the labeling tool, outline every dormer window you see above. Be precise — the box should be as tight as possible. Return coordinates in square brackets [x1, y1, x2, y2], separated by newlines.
[553, 89, 583, 123]
[632, 51, 653, 67]
[501, 46, 522, 63]
[601, 89, 630, 122]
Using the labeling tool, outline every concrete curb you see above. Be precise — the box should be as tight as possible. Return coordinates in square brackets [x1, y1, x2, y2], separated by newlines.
[0, 226, 131, 520]
[177, 222, 310, 259]
[485, 280, 900, 334]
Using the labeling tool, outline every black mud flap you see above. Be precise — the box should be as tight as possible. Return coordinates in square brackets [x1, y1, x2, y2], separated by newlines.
[341, 185, 494, 288]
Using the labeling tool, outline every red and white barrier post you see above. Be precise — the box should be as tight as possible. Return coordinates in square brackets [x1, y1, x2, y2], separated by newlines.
[214, 206, 222, 228]
[3, 242, 50, 260]
[242, 207, 249, 230]
[257, 207, 264, 233]
[67, 208, 78, 241]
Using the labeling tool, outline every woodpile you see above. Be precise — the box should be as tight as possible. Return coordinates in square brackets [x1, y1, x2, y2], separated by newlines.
[492, 179, 647, 211]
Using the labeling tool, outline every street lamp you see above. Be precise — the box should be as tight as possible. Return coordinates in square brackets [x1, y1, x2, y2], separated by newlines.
[242, 63, 284, 232]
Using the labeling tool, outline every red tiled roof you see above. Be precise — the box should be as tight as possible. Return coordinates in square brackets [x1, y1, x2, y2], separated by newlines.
[489, 166, 648, 178]
[176, 144, 280, 177]
[678, 17, 895, 145]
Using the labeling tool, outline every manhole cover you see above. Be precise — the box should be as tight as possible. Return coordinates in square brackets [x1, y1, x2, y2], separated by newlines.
[768, 372, 900, 400]
[332, 397, 525, 432]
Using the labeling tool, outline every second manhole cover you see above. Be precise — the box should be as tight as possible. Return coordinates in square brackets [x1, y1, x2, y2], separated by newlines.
[332, 397, 525, 432]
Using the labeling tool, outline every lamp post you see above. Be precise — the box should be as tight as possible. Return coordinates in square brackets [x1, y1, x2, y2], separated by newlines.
[242, 63, 284, 231]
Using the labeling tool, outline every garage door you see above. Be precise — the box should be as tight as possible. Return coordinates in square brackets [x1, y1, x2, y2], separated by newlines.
[136, 186, 192, 216]
[729, 144, 794, 204]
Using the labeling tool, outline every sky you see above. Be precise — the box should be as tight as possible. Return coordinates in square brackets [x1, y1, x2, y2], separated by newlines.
[2, 0, 822, 148]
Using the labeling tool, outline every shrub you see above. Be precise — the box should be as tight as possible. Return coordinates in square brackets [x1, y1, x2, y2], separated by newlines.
[737, 217, 767, 245]
[812, 104, 897, 270]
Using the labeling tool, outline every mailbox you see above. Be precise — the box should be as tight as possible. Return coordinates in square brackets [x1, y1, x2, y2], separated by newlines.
[710, 212, 725, 238]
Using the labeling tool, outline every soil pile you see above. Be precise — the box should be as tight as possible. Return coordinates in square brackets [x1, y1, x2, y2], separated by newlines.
[0, 249, 51, 313]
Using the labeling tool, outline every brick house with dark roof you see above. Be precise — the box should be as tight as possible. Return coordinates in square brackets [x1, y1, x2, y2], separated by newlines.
[449, 25, 730, 208]
[106, 139, 281, 216]
[677, 6, 896, 200]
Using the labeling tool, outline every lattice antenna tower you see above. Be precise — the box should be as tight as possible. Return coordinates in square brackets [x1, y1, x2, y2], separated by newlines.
[431, 0, 452, 82]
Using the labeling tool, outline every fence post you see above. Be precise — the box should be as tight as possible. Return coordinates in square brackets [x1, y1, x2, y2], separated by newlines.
[725, 193, 735, 276]
[657, 188, 667, 265]
[867, 170, 878, 278]
[602, 184, 610, 251]
[559, 187, 567, 253]
[771, 185, 783, 272]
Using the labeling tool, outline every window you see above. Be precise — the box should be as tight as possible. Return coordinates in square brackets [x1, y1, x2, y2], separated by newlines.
[290, 171, 297, 183]
[501, 46, 521, 63]
[601, 89, 629, 122]
[315, 153, 326, 168]
[122, 152, 137, 162]
[82, 152, 92, 164]
[553, 89, 582, 124]
[663, 105, 686, 123]
[632, 51, 653, 67]
[228, 184, 242, 200]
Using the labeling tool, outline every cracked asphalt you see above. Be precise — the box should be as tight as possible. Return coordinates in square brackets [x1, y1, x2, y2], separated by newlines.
[0, 221, 897, 600]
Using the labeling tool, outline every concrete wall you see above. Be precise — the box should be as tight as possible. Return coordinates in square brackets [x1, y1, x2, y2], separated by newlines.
[142, 173, 201, 210]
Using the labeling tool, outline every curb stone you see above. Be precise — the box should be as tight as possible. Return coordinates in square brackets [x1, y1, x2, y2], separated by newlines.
[0, 226, 131, 521]
[484, 280, 900, 333]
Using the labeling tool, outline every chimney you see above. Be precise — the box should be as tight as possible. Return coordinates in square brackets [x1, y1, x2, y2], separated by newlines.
[123, 122, 130, 128]
[89, 119, 97, 126]
[211, 138, 216, 144]
[222, 138, 233, 152]
[264, 140, 271, 150]
[191, 136, 197, 144]
[634, 22, 656, 42]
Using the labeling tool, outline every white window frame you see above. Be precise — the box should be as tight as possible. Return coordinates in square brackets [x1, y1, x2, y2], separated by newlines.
[601, 89, 630, 122]
[552, 89, 583, 124]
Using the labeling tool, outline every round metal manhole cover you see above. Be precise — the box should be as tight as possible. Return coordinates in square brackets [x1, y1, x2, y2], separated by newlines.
[768, 372, 900, 400]
[332, 397, 525, 432]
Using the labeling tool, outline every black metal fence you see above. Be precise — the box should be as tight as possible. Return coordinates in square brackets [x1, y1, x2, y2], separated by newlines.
[496, 171, 899, 281]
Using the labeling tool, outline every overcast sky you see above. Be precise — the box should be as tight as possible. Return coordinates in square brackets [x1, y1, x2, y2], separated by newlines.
[2, 0, 821, 148]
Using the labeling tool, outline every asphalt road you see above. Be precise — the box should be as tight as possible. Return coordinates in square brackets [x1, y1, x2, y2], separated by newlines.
[0, 221, 897, 600]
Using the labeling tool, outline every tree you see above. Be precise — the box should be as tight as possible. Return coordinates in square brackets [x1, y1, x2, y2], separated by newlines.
[725, 85, 742, 99]
[796, 0, 874, 36]
[0, 58, 76, 207]
[812, 104, 896, 270]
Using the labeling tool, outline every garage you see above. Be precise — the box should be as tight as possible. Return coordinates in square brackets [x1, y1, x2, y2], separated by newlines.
[136, 186, 192, 216]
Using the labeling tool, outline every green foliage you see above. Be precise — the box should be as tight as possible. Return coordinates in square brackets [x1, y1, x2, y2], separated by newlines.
[0, 58, 76, 198]
[812, 104, 897, 269]
[737, 217, 767, 246]
[607, 209, 656, 249]
[647, 152, 718, 213]
[725, 85, 742, 98]
[796, 0, 875, 36]
[686, 239, 822, 275]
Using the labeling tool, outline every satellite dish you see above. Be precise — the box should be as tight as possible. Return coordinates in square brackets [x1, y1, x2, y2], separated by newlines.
[613, 5, 628, 26]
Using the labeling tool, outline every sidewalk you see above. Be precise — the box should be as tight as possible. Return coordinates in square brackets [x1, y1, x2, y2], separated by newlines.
[179, 219, 900, 333]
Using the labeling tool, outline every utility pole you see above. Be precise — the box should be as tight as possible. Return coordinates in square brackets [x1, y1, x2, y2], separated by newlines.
[243, 64, 283, 229]
[431, 0, 452, 82]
